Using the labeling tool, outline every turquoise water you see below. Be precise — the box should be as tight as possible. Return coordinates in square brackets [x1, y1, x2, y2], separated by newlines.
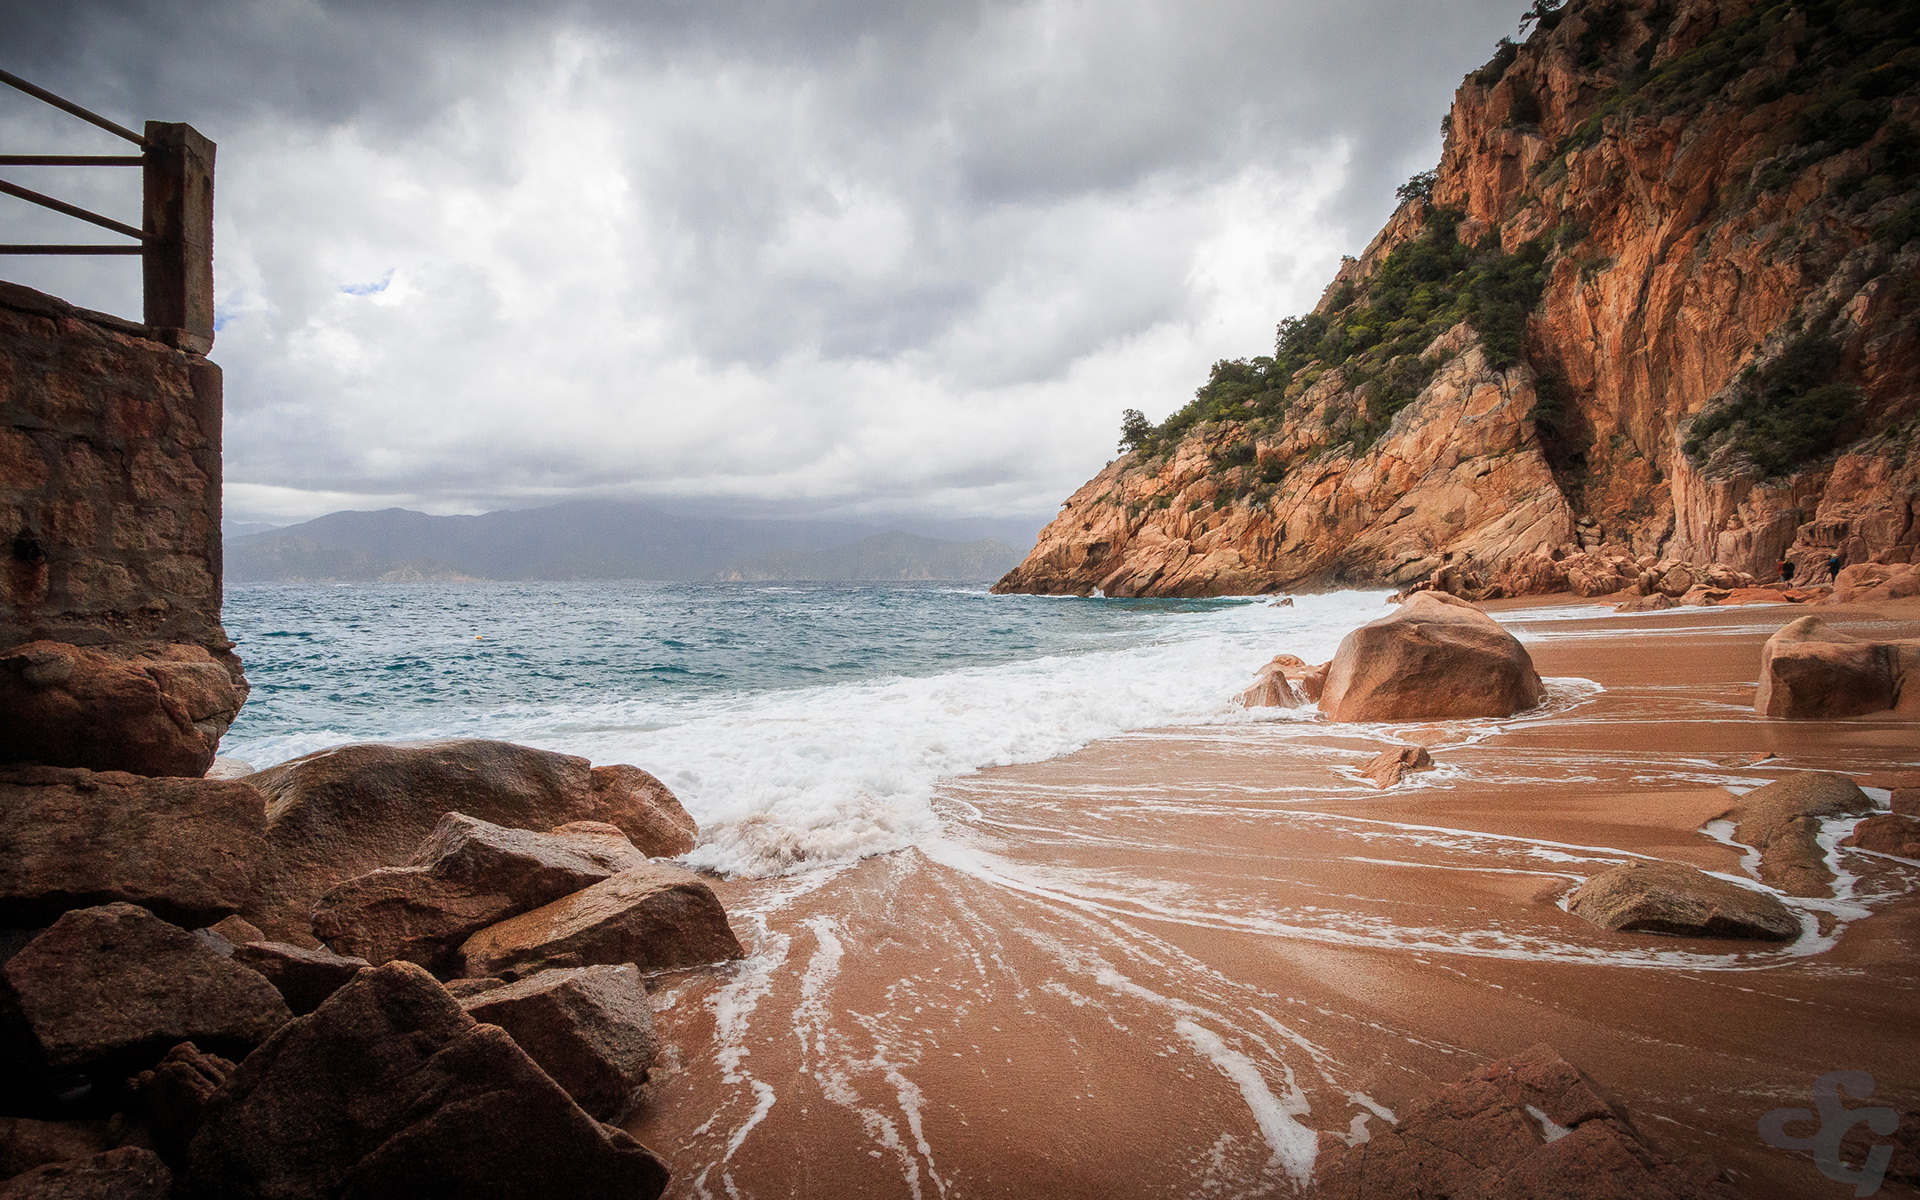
[222, 581, 1393, 875]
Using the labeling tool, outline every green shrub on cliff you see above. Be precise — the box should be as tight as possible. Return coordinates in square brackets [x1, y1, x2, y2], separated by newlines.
[1129, 205, 1550, 461]
[1683, 324, 1862, 477]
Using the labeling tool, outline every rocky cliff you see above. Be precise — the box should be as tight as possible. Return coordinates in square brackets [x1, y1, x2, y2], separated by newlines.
[997, 0, 1919, 597]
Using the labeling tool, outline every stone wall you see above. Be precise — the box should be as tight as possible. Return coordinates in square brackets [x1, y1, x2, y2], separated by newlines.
[0, 280, 236, 677]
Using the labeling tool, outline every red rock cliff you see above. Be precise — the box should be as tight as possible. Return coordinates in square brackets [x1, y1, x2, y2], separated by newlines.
[997, 0, 1919, 597]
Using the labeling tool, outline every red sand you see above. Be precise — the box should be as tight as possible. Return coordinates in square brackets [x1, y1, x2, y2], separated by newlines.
[628, 596, 1920, 1199]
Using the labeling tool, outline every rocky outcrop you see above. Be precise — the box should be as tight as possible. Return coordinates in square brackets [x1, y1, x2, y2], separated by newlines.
[1319, 593, 1543, 722]
[0, 766, 265, 927]
[1313, 1044, 1735, 1198]
[1821, 561, 1920, 605]
[1756, 615, 1920, 717]
[0, 643, 245, 778]
[181, 961, 670, 1200]
[998, 0, 1920, 598]
[1723, 773, 1878, 898]
[311, 814, 656, 972]
[241, 740, 697, 943]
[125, 1043, 233, 1167]
[588, 766, 697, 858]
[459, 864, 744, 982]
[457, 965, 657, 1122]
[0, 1147, 171, 1200]
[1, 904, 289, 1084]
[1567, 860, 1799, 941]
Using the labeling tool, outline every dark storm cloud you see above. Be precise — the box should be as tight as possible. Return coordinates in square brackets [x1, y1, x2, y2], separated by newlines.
[1, 0, 1524, 523]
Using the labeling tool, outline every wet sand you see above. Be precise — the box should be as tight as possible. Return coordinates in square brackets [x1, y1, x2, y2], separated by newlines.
[628, 596, 1920, 1200]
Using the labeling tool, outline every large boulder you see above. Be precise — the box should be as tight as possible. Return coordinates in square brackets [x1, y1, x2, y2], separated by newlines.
[1845, 813, 1920, 858]
[459, 864, 744, 981]
[1319, 593, 1544, 723]
[0, 642, 244, 778]
[1315, 1045, 1736, 1199]
[1755, 615, 1920, 718]
[312, 815, 654, 972]
[229, 942, 368, 1016]
[241, 741, 695, 943]
[1723, 773, 1878, 898]
[181, 961, 670, 1200]
[588, 766, 696, 858]
[0, 766, 266, 927]
[0, 904, 290, 1084]
[1567, 860, 1799, 941]
[0, 1147, 170, 1200]
[458, 965, 657, 1122]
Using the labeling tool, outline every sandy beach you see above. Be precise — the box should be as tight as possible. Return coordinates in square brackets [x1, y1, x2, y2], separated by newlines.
[628, 596, 1920, 1200]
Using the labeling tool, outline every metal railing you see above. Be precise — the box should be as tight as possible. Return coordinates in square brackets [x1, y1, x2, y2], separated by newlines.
[0, 68, 216, 352]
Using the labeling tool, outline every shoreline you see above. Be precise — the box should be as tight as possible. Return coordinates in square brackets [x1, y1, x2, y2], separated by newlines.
[626, 593, 1920, 1199]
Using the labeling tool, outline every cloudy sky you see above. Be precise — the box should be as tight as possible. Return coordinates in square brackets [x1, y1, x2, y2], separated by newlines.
[3, 0, 1520, 530]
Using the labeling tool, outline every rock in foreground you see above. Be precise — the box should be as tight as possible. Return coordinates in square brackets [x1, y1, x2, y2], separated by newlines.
[1314, 1045, 1736, 1198]
[312, 814, 657, 972]
[1567, 860, 1798, 941]
[182, 961, 669, 1200]
[1755, 615, 1919, 718]
[1319, 593, 1543, 723]
[0, 766, 266, 928]
[1, 904, 290, 1080]
[242, 740, 694, 943]
[458, 965, 657, 1122]
[459, 864, 744, 981]
[0, 642, 244, 779]
[0, 1146, 171, 1199]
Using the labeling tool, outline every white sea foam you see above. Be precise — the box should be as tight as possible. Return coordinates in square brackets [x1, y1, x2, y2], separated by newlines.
[569, 590, 1395, 876]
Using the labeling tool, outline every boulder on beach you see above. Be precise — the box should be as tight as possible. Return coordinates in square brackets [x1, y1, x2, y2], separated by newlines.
[1845, 813, 1920, 858]
[1318, 592, 1543, 723]
[0, 1146, 171, 1199]
[1615, 592, 1677, 613]
[0, 766, 265, 928]
[1362, 746, 1434, 789]
[240, 740, 696, 943]
[459, 863, 744, 981]
[1238, 655, 1307, 708]
[1567, 860, 1798, 941]
[181, 961, 670, 1200]
[1, 904, 289, 1084]
[1755, 615, 1920, 718]
[312, 814, 656, 972]
[1314, 1044, 1737, 1199]
[458, 964, 658, 1122]
[589, 766, 697, 858]
[1723, 772, 1878, 898]
[1820, 561, 1920, 606]
[126, 1042, 234, 1167]
[229, 941, 369, 1015]
[0, 642, 244, 779]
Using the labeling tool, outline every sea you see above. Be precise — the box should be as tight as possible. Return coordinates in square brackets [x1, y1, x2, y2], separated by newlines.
[221, 582, 1397, 877]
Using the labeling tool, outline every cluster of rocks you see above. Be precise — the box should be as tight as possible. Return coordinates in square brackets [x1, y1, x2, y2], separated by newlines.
[1237, 594, 1913, 948]
[1400, 548, 1768, 608]
[0, 640, 741, 1199]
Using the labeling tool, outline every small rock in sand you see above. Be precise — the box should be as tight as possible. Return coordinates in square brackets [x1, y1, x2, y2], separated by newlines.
[1567, 860, 1799, 941]
[1723, 772, 1877, 898]
[1845, 814, 1920, 858]
[1238, 655, 1308, 708]
[1362, 746, 1434, 789]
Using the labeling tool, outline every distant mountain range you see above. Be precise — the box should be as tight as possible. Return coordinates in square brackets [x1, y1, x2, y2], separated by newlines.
[714, 532, 1022, 582]
[224, 501, 1037, 583]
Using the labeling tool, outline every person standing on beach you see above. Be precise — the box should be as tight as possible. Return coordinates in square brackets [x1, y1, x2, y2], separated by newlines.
[1826, 550, 1844, 582]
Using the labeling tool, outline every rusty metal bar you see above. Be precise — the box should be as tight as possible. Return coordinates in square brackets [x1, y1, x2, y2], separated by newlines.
[0, 244, 145, 254]
[0, 176, 145, 240]
[0, 154, 144, 166]
[0, 68, 144, 145]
